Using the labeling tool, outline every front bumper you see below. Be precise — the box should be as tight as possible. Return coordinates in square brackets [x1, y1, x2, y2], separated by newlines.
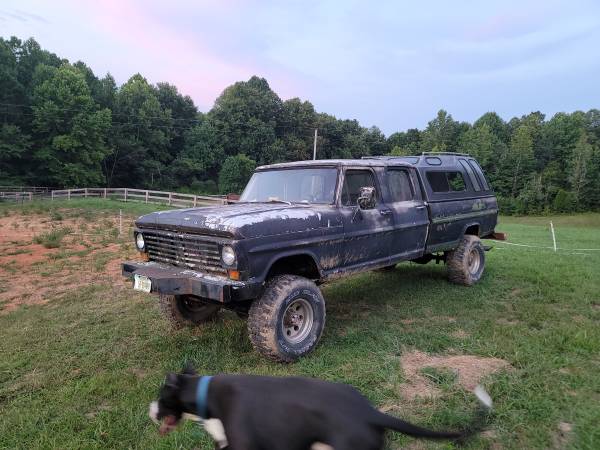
[121, 261, 261, 303]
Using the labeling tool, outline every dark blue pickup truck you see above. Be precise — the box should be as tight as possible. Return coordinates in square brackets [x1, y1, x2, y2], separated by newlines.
[123, 153, 501, 361]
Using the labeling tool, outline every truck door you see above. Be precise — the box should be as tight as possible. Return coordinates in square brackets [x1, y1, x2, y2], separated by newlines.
[386, 167, 429, 261]
[339, 168, 394, 269]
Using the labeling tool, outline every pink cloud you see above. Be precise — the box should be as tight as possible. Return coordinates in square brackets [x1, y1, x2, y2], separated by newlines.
[67, 0, 271, 109]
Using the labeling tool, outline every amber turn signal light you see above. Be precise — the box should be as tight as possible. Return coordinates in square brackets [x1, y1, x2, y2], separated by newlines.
[228, 269, 240, 280]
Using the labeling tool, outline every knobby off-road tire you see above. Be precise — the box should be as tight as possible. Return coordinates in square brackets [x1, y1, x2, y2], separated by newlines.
[159, 294, 220, 329]
[248, 275, 326, 362]
[446, 235, 485, 286]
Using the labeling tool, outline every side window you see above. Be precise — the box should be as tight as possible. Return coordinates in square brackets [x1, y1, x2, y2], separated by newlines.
[426, 171, 467, 193]
[341, 170, 377, 206]
[447, 172, 466, 191]
[388, 169, 414, 202]
[468, 160, 490, 190]
[459, 159, 481, 191]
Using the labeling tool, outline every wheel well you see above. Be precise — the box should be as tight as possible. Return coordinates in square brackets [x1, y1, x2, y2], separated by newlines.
[464, 224, 480, 236]
[266, 254, 321, 281]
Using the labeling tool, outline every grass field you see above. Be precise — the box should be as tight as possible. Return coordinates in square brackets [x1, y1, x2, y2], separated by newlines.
[1, 199, 599, 449]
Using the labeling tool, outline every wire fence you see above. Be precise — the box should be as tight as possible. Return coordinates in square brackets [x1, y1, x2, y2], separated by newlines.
[0, 187, 230, 207]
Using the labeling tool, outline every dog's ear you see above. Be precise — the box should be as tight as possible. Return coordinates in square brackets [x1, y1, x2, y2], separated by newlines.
[165, 372, 179, 388]
[183, 362, 197, 376]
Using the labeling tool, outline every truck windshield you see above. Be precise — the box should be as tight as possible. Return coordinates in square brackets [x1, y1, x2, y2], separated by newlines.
[240, 168, 338, 204]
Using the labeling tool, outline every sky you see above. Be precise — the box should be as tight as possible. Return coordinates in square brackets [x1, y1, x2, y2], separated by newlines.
[2, 0, 600, 135]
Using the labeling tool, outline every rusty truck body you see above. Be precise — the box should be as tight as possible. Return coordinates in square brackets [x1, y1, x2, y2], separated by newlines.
[123, 153, 500, 361]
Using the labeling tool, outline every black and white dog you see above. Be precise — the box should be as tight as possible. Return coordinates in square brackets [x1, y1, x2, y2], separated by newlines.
[149, 366, 493, 450]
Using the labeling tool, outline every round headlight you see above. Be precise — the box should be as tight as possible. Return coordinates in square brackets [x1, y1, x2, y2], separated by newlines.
[221, 245, 236, 265]
[135, 233, 145, 250]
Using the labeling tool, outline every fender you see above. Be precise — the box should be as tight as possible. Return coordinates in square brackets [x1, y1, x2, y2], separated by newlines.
[256, 249, 324, 282]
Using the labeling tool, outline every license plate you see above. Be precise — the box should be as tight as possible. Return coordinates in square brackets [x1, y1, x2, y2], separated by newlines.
[133, 274, 152, 293]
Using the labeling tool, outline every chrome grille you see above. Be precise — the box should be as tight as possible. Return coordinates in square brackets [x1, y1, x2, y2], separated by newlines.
[142, 230, 226, 275]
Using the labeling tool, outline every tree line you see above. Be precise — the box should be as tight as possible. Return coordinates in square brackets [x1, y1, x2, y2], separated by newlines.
[1, 36, 599, 213]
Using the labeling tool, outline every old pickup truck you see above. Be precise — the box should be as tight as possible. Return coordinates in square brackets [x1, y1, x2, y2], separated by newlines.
[123, 153, 500, 361]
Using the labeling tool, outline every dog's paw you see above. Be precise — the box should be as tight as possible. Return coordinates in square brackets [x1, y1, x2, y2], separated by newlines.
[204, 419, 228, 448]
[474, 385, 493, 410]
[149, 401, 159, 424]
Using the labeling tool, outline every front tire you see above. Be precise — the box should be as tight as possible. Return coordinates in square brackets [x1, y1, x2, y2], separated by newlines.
[159, 294, 220, 329]
[446, 235, 485, 286]
[248, 275, 326, 362]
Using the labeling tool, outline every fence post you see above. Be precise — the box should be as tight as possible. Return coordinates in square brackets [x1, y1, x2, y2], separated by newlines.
[145, 191, 148, 203]
[193, 195, 197, 207]
[124, 188, 128, 202]
[51, 190, 54, 201]
[29, 192, 32, 201]
[67, 189, 71, 201]
[168, 193, 172, 205]
[104, 188, 107, 199]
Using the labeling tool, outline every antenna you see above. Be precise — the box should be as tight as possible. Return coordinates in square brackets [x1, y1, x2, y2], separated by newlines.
[313, 129, 318, 160]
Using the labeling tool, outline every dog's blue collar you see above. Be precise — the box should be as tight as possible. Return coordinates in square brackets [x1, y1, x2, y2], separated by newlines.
[195, 376, 213, 419]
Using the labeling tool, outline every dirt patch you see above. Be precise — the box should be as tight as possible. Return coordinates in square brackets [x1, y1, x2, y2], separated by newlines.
[128, 368, 148, 379]
[399, 350, 510, 400]
[451, 329, 470, 339]
[431, 316, 457, 323]
[496, 318, 520, 326]
[0, 212, 137, 315]
[552, 422, 573, 449]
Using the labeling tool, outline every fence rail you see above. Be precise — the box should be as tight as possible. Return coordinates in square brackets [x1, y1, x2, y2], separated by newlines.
[0, 187, 228, 207]
[0, 186, 52, 193]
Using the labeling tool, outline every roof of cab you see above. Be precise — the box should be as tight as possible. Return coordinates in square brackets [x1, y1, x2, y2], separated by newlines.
[257, 153, 475, 171]
[257, 158, 414, 171]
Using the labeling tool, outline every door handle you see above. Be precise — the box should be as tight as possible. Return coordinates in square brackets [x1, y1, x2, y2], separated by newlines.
[380, 209, 392, 216]
[416, 205, 427, 210]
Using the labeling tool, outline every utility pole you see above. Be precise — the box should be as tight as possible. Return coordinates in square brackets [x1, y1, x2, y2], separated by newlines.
[313, 128, 318, 160]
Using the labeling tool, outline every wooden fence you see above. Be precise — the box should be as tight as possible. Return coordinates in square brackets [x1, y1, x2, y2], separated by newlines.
[0, 192, 34, 201]
[0, 187, 228, 207]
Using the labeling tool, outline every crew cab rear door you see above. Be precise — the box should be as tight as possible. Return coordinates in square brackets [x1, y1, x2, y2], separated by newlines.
[385, 167, 429, 261]
[338, 167, 394, 269]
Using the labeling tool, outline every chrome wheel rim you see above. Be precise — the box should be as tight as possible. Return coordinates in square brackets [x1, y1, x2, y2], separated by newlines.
[467, 248, 481, 274]
[282, 298, 314, 344]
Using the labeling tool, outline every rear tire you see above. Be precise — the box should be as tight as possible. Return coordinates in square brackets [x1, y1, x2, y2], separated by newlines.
[159, 294, 220, 328]
[248, 275, 326, 362]
[446, 235, 485, 286]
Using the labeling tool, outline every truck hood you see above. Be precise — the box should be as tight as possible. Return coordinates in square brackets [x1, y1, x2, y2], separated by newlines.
[135, 202, 338, 239]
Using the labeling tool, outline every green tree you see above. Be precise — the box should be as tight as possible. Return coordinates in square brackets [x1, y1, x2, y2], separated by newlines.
[218, 154, 256, 194]
[0, 124, 31, 183]
[106, 74, 173, 187]
[553, 189, 576, 213]
[420, 110, 463, 152]
[568, 132, 593, 208]
[210, 76, 281, 163]
[31, 64, 111, 187]
[504, 125, 535, 198]
[167, 119, 223, 187]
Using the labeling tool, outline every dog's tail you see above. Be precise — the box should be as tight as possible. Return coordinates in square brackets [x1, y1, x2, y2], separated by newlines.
[371, 385, 493, 441]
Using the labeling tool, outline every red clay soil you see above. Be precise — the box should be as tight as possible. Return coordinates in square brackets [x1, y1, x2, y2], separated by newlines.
[0, 212, 137, 315]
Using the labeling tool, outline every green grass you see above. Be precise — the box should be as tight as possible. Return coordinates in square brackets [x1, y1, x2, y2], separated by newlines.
[0, 198, 173, 219]
[33, 227, 73, 249]
[1, 204, 599, 449]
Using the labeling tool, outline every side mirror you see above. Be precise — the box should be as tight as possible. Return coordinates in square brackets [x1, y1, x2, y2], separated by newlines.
[357, 186, 376, 210]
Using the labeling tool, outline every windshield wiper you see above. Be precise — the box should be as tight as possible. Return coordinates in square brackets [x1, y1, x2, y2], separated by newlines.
[264, 199, 292, 205]
[242, 200, 293, 205]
